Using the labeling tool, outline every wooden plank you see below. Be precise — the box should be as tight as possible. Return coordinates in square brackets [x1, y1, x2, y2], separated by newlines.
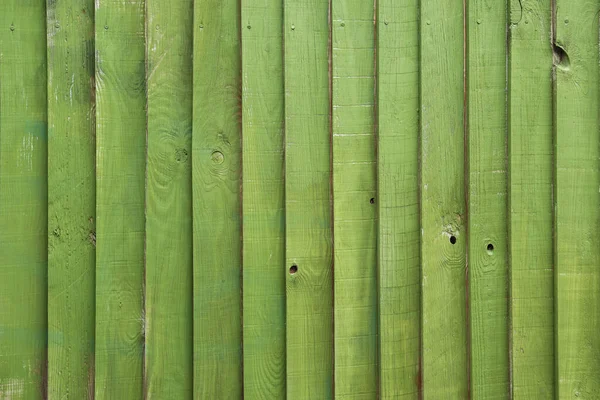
[466, 1, 509, 398]
[192, 0, 242, 397]
[284, 0, 333, 397]
[46, 1, 96, 398]
[507, 0, 555, 398]
[377, 0, 420, 398]
[0, 2, 48, 398]
[94, 1, 146, 398]
[554, 0, 600, 397]
[331, 1, 377, 398]
[145, 0, 193, 397]
[240, 0, 286, 398]
[420, 0, 468, 398]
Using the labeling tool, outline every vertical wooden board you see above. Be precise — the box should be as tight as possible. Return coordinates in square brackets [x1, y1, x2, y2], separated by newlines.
[46, 1, 96, 398]
[507, 0, 555, 398]
[94, 1, 145, 399]
[331, 1, 377, 399]
[377, 0, 420, 398]
[466, 1, 509, 398]
[241, 0, 286, 398]
[420, 0, 467, 398]
[145, 0, 193, 397]
[284, 0, 333, 397]
[0, 1, 47, 398]
[192, 0, 242, 397]
[554, 0, 600, 398]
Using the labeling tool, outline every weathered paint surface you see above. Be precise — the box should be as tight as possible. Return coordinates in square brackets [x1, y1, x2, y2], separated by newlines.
[0, 2, 598, 399]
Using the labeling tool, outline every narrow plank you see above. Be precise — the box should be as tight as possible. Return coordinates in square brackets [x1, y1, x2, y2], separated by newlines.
[554, 0, 600, 397]
[0, 2, 48, 398]
[46, 1, 96, 398]
[331, 1, 377, 398]
[284, 0, 334, 396]
[507, 0, 555, 398]
[241, 0, 286, 397]
[466, 1, 509, 398]
[94, 0, 146, 398]
[192, 0, 243, 397]
[420, 0, 468, 398]
[377, 0, 420, 397]
[145, 0, 193, 397]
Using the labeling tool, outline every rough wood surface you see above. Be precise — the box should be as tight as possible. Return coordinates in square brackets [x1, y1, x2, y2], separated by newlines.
[420, 0, 468, 398]
[241, 0, 286, 397]
[377, 0, 421, 398]
[94, 1, 146, 398]
[145, 0, 194, 397]
[192, 0, 243, 397]
[466, 1, 509, 398]
[554, 0, 600, 398]
[284, 0, 334, 397]
[508, 0, 555, 398]
[46, 1, 97, 398]
[332, 1, 377, 398]
[0, 1, 48, 398]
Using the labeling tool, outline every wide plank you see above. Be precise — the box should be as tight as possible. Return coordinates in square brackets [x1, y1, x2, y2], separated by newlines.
[284, 0, 334, 397]
[554, 0, 600, 397]
[192, 0, 243, 397]
[94, 0, 146, 398]
[241, 0, 286, 397]
[332, 0, 377, 398]
[47, 1, 96, 398]
[508, 0, 555, 398]
[420, 0, 468, 397]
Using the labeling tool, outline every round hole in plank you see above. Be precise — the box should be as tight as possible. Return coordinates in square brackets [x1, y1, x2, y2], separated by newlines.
[370, 198, 375, 204]
[289, 264, 298, 275]
[450, 235, 457, 245]
[487, 243, 494, 252]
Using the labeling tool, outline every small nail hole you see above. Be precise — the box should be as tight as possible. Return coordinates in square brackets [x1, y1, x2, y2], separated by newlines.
[370, 198, 375, 204]
[450, 236, 457, 245]
[289, 265, 298, 275]
[487, 243, 494, 252]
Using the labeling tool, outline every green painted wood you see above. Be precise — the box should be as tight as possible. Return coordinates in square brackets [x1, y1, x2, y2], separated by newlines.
[507, 0, 555, 398]
[284, 0, 333, 397]
[332, 1, 377, 399]
[46, 1, 96, 398]
[145, 0, 193, 397]
[554, 0, 600, 398]
[94, 1, 146, 398]
[0, 2, 48, 398]
[241, 0, 286, 398]
[377, 0, 420, 398]
[466, 2, 509, 398]
[420, 0, 467, 398]
[192, 0, 243, 397]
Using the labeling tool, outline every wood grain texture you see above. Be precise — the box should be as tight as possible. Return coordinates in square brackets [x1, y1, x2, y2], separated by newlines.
[554, 0, 600, 398]
[241, 0, 286, 398]
[145, 0, 193, 397]
[508, 0, 555, 398]
[46, 1, 96, 398]
[377, 0, 420, 398]
[466, 1, 509, 398]
[94, 1, 146, 398]
[0, 1, 48, 398]
[192, 0, 243, 397]
[420, 0, 468, 398]
[284, 0, 334, 397]
[331, 1, 377, 399]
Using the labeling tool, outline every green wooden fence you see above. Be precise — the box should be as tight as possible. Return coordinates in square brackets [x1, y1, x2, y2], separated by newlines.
[0, 0, 599, 399]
